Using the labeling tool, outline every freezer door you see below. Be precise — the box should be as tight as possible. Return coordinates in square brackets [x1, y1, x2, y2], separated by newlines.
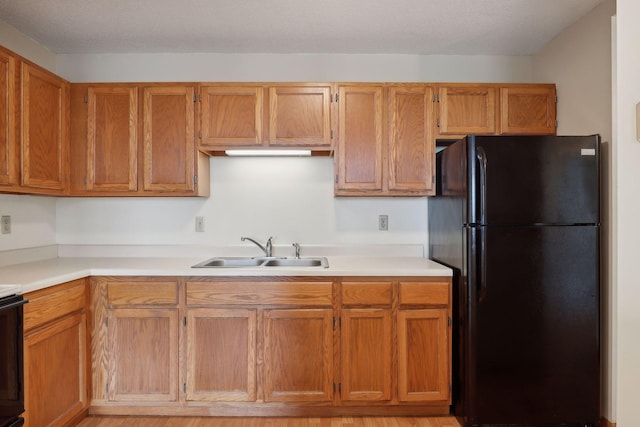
[469, 135, 600, 226]
[466, 225, 599, 426]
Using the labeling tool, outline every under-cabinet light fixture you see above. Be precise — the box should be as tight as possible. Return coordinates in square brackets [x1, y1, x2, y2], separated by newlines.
[225, 149, 312, 157]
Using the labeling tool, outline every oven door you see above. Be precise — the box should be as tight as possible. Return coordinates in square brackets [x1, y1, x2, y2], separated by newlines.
[0, 295, 27, 425]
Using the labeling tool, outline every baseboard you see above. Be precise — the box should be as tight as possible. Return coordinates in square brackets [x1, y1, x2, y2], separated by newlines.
[600, 416, 616, 427]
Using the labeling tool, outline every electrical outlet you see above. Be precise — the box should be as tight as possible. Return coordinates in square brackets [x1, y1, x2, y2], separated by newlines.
[1, 216, 11, 234]
[195, 216, 205, 232]
[378, 214, 388, 231]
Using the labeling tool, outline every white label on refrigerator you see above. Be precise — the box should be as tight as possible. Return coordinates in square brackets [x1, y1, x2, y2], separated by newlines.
[581, 148, 596, 156]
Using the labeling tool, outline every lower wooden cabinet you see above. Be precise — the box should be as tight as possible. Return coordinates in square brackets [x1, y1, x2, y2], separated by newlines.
[263, 308, 334, 403]
[90, 276, 451, 416]
[186, 308, 257, 402]
[23, 279, 88, 427]
[106, 308, 179, 402]
[340, 308, 392, 402]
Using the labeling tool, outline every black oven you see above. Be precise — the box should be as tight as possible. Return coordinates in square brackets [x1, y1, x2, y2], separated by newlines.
[0, 294, 27, 427]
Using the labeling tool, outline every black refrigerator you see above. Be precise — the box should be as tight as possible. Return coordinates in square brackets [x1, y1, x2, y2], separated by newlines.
[428, 135, 600, 427]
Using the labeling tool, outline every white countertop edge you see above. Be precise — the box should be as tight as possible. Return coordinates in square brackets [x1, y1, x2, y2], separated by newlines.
[0, 285, 22, 299]
[3, 256, 452, 295]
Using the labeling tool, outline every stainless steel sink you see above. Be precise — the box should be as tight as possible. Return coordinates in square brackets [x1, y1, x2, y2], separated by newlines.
[263, 258, 328, 268]
[191, 256, 329, 268]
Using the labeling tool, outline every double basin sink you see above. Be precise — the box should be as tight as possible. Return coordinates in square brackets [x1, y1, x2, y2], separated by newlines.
[192, 256, 329, 268]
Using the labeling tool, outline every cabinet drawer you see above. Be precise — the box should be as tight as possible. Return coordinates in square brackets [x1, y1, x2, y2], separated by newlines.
[107, 281, 179, 306]
[342, 282, 392, 306]
[186, 281, 333, 306]
[399, 281, 449, 306]
[24, 279, 86, 332]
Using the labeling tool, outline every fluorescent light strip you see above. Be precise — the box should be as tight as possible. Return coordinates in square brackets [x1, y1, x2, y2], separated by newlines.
[225, 149, 312, 157]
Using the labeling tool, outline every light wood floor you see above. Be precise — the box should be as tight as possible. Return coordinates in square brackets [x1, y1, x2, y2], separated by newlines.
[76, 416, 462, 427]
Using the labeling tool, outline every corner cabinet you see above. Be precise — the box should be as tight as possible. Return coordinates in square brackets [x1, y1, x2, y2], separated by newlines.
[335, 84, 435, 196]
[70, 83, 209, 196]
[23, 279, 89, 427]
[0, 47, 16, 188]
[91, 278, 181, 406]
[20, 62, 69, 194]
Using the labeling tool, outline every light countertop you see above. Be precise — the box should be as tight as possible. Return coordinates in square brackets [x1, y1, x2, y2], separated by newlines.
[0, 256, 452, 294]
[0, 284, 21, 299]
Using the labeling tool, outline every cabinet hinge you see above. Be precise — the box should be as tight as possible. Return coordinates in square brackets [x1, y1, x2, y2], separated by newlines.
[184, 383, 187, 393]
[333, 317, 336, 330]
[335, 175, 338, 184]
[431, 94, 436, 102]
[436, 94, 441, 102]
[106, 383, 109, 394]
[84, 94, 89, 104]
[437, 118, 441, 128]
[193, 175, 198, 185]
[183, 316, 187, 326]
[555, 95, 558, 103]
[105, 317, 109, 327]
[448, 316, 452, 327]
[193, 93, 197, 102]
[555, 120, 558, 128]
[335, 93, 339, 102]
[330, 129, 333, 139]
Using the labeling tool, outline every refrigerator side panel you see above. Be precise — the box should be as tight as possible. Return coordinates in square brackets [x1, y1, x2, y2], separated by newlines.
[470, 225, 600, 426]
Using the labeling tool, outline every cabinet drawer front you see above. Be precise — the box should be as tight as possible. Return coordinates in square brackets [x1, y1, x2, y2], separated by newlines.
[399, 281, 449, 306]
[342, 282, 392, 306]
[24, 279, 86, 331]
[186, 282, 333, 306]
[107, 281, 179, 306]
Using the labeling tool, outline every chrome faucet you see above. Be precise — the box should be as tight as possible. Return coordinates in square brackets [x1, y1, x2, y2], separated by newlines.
[292, 242, 301, 259]
[241, 236, 273, 257]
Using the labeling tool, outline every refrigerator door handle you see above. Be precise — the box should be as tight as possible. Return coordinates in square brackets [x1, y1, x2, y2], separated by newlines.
[476, 147, 487, 225]
[478, 227, 487, 302]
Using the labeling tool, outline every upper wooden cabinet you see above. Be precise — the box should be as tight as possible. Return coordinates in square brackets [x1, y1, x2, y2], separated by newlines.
[85, 86, 138, 192]
[500, 85, 556, 134]
[436, 84, 497, 137]
[335, 84, 435, 196]
[335, 85, 384, 193]
[268, 85, 332, 148]
[388, 85, 434, 193]
[20, 62, 69, 194]
[199, 85, 263, 148]
[435, 83, 557, 138]
[197, 83, 332, 152]
[70, 83, 209, 196]
[0, 48, 16, 187]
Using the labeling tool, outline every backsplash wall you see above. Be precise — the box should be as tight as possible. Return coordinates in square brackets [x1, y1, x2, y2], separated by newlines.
[56, 156, 429, 249]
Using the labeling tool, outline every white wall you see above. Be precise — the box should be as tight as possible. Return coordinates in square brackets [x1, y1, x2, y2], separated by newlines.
[56, 157, 428, 248]
[0, 194, 57, 251]
[0, 20, 56, 71]
[56, 53, 532, 83]
[531, 0, 616, 421]
[613, 0, 640, 425]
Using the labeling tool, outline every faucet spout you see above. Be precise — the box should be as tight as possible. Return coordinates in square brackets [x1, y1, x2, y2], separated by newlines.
[241, 236, 273, 257]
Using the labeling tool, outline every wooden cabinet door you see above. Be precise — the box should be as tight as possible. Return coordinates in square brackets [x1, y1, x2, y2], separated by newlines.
[142, 86, 195, 192]
[0, 48, 16, 186]
[341, 309, 392, 402]
[200, 85, 263, 148]
[437, 85, 497, 136]
[23, 313, 87, 427]
[335, 85, 384, 193]
[500, 85, 556, 134]
[268, 85, 332, 147]
[186, 308, 257, 402]
[107, 308, 179, 402]
[263, 309, 334, 402]
[388, 85, 434, 194]
[20, 62, 68, 192]
[86, 86, 138, 192]
[398, 309, 449, 403]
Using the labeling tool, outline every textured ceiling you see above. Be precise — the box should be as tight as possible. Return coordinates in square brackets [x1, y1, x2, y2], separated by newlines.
[0, 0, 606, 55]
